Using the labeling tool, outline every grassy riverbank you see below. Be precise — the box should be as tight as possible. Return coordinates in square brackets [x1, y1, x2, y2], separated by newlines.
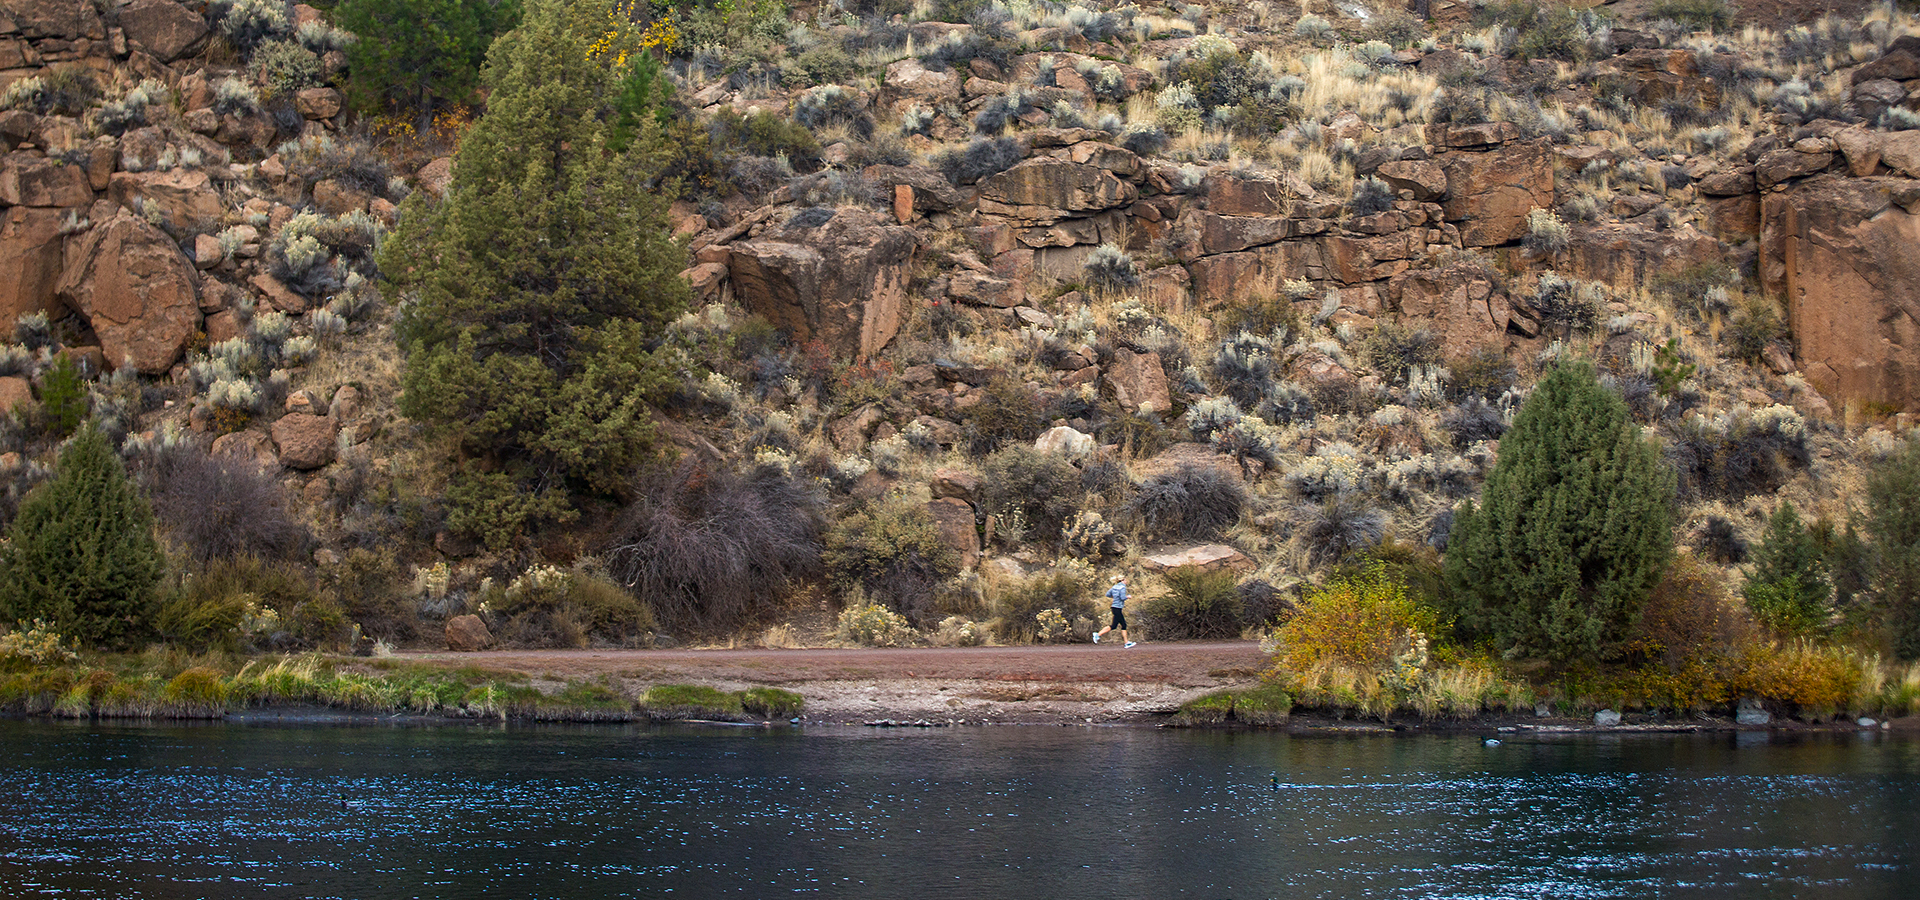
[1179, 643, 1920, 728]
[0, 649, 803, 723]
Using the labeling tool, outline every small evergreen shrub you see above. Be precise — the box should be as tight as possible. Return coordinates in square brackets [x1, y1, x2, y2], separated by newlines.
[837, 598, 916, 646]
[934, 136, 1024, 185]
[1083, 243, 1140, 292]
[1143, 566, 1245, 640]
[1350, 177, 1395, 216]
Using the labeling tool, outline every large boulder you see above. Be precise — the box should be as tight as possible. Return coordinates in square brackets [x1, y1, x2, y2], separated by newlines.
[7, 0, 106, 39]
[445, 614, 492, 651]
[1108, 347, 1170, 415]
[0, 206, 65, 321]
[270, 412, 339, 470]
[0, 151, 93, 207]
[1439, 139, 1554, 247]
[879, 58, 962, 110]
[925, 497, 981, 571]
[728, 207, 917, 358]
[1762, 176, 1920, 410]
[1376, 158, 1448, 201]
[56, 213, 201, 373]
[1034, 425, 1095, 458]
[976, 157, 1137, 225]
[116, 0, 207, 61]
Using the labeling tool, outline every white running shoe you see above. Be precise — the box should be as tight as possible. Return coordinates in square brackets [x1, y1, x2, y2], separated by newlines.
[1092, 632, 1100, 644]
[1124, 642, 1137, 649]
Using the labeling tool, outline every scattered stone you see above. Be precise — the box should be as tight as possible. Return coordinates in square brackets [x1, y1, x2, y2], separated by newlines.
[926, 497, 981, 570]
[1033, 425, 1095, 459]
[1593, 709, 1623, 727]
[445, 615, 492, 651]
[1736, 698, 1771, 726]
[0, 376, 30, 413]
[930, 467, 981, 502]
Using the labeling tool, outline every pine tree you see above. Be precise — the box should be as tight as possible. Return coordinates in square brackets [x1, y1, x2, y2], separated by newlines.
[1866, 441, 1920, 659]
[382, 0, 690, 550]
[0, 427, 165, 649]
[1742, 502, 1831, 635]
[1443, 360, 1675, 663]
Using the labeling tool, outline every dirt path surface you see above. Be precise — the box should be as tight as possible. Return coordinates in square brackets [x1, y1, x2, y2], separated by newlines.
[395, 642, 1270, 725]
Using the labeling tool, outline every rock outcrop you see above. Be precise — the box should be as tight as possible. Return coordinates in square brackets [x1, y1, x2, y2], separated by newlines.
[727, 207, 917, 359]
[1761, 175, 1920, 410]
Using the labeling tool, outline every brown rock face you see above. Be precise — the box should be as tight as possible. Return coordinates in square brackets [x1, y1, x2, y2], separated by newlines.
[977, 157, 1137, 225]
[1387, 263, 1512, 351]
[445, 615, 492, 651]
[930, 467, 981, 502]
[107, 169, 223, 232]
[0, 375, 30, 413]
[0, 206, 65, 321]
[925, 497, 981, 571]
[1763, 176, 1920, 410]
[727, 208, 917, 358]
[1376, 158, 1447, 201]
[56, 213, 200, 373]
[270, 412, 339, 470]
[8, 1, 106, 39]
[0, 151, 93, 207]
[1204, 168, 1317, 216]
[1440, 139, 1553, 246]
[116, 0, 207, 61]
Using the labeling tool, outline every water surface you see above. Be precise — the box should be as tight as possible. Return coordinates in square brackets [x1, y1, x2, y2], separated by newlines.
[1, 719, 1915, 898]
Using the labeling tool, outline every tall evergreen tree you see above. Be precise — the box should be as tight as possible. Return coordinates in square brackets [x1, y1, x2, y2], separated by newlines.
[382, 0, 689, 550]
[1443, 360, 1675, 662]
[1866, 441, 1920, 659]
[1742, 501, 1831, 635]
[0, 427, 165, 648]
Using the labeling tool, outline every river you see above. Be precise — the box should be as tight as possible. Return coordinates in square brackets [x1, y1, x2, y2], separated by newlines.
[0, 719, 1915, 898]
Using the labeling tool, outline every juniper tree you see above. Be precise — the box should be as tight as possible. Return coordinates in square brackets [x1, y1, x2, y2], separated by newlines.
[1742, 501, 1831, 635]
[0, 427, 164, 648]
[1443, 360, 1675, 663]
[1866, 441, 1920, 659]
[334, 0, 521, 118]
[382, 0, 689, 550]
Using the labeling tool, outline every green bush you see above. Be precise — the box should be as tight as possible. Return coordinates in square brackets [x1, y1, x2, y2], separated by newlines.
[484, 562, 657, 649]
[0, 428, 165, 649]
[1231, 683, 1293, 724]
[1644, 0, 1731, 31]
[1142, 566, 1245, 640]
[1175, 690, 1235, 724]
[162, 666, 229, 710]
[837, 598, 916, 646]
[1444, 361, 1674, 663]
[823, 498, 958, 624]
[1867, 442, 1920, 659]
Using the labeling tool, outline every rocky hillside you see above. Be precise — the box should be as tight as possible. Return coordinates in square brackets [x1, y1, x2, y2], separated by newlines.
[3, 0, 1920, 669]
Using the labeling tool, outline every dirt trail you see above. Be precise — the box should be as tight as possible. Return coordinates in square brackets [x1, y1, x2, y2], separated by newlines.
[394, 641, 1270, 724]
